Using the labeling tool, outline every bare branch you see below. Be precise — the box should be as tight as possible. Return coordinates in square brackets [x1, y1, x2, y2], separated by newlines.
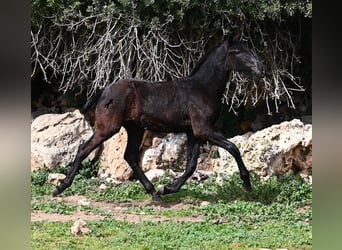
[31, 9, 305, 111]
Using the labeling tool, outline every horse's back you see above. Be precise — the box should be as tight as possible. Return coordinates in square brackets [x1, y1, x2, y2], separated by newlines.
[95, 78, 193, 131]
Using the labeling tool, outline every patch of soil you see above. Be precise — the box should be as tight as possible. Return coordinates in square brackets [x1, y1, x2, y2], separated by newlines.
[31, 211, 105, 222]
[31, 195, 205, 223]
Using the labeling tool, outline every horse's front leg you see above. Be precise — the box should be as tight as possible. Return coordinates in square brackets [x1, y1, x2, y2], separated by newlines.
[208, 131, 252, 193]
[157, 132, 200, 195]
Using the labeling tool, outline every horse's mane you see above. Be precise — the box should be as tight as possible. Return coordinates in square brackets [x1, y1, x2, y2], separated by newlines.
[189, 42, 223, 76]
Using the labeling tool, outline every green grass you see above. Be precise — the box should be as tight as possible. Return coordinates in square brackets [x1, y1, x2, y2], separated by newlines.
[31, 163, 312, 249]
[32, 219, 311, 250]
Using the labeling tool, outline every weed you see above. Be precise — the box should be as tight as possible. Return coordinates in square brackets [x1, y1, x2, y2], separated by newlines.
[32, 201, 77, 215]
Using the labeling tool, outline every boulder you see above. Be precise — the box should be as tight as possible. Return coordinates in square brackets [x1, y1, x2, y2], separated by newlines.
[31, 110, 96, 171]
[161, 133, 187, 167]
[212, 119, 312, 180]
[145, 169, 166, 182]
[141, 133, 187, 171]
[98, 131, 188, 181]
[97, 127, 133, 181]
[141, 136, 165, 171]
[47, 173, 66, 185]
[71, 219, 92, 236]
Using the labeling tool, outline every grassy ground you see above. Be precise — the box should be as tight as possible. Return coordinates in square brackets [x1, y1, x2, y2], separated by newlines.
[31, 163, 312, 249]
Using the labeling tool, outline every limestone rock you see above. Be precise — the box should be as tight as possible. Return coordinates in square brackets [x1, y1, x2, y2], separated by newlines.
[141, 137, 164, 171]
[78, 199, 91, 206]
[98, 183, 107, 190]
[31, 110, 96, 171]
[141, 133, 187, 171]
[98, 130, 188, 181]
[161, 133, 187, 167]
[145, 169, 166, 182]
[200, 201, 210, 207]
[97, 127, 133, 181]
[71, 219, 92, 236]
[47, 173, 66, 185]
[213, 119, 312, 180]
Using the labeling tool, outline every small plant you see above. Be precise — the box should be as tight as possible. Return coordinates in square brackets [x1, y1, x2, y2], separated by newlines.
[32, 201, 77, 215]
[92, 181, 149, 202]
[31, 168, 50, 186]
[31, 161, 102, 198]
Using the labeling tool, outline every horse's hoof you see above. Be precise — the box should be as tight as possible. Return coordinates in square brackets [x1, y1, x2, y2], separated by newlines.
[152, 194, 163, 203]
[52, 189, 60, 197]
[243, 183, 252, 193]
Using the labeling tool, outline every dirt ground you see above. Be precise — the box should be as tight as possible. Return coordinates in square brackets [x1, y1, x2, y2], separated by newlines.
[31, 195, 205, 223]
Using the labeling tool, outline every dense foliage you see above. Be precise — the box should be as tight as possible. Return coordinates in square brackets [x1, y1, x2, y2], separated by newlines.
[31, 0, 311, 113]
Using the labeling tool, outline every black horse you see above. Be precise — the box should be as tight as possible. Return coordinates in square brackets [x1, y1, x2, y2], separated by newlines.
[53, 33, 265, 200]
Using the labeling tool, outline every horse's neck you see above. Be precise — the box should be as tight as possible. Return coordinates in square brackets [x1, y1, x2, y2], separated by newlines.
[190, 57, 231, 98]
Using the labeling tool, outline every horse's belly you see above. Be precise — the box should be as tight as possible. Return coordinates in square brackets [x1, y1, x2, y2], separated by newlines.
[139, 112, 191, 133]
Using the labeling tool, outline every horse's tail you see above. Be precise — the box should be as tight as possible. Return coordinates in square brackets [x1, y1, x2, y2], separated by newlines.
[80, 88, 104, 114]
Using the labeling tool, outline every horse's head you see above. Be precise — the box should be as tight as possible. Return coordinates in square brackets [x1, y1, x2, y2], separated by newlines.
[225, 33, 265, 78]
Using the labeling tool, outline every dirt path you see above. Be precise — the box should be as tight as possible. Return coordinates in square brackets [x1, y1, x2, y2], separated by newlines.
[31, 195, 205, 223]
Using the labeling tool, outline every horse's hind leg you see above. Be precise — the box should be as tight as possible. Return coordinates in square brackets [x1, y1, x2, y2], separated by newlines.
[53, 127, 119, 197]
[123, 124, 160, 201]
[157, 132, 200, 195]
